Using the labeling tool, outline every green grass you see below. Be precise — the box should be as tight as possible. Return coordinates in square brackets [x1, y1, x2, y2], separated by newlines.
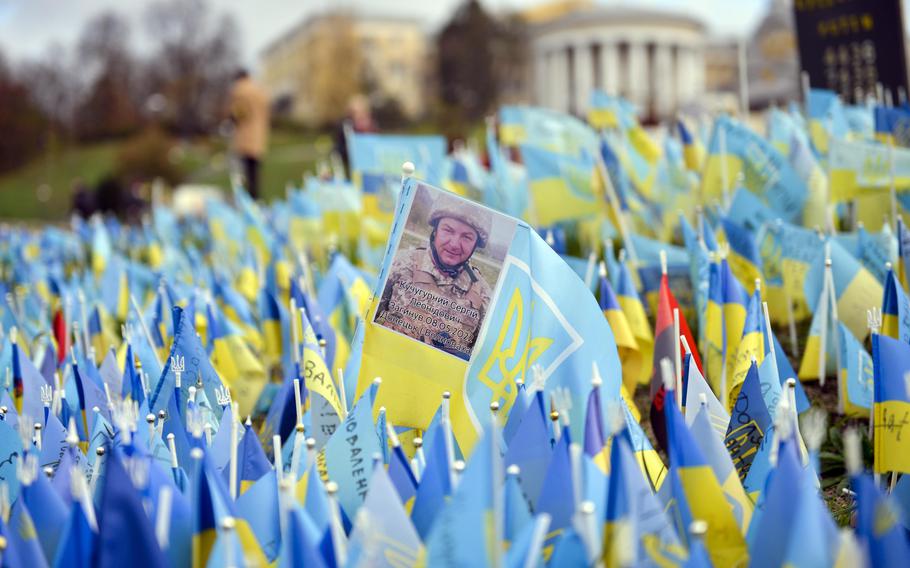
[0, 141, 119, 221]
[0, 127, 329, 221]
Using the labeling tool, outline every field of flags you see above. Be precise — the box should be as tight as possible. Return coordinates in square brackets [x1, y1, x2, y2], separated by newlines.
[5, 86, 910, 567]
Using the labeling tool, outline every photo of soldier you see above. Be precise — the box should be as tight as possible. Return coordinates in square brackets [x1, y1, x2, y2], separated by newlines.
[375, 185, 515, 360]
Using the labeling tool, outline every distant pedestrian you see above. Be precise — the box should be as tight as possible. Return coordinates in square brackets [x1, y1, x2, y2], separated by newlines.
[228, 69, 270, 199]
[334, 94, 377, 179]
[70, 179, 95, 219]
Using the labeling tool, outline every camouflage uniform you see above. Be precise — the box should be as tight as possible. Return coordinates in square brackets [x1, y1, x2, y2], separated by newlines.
[376, 194, 493, 360]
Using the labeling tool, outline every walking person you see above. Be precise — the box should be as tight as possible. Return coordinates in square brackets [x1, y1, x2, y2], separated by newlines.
[228, 69, 270, 199]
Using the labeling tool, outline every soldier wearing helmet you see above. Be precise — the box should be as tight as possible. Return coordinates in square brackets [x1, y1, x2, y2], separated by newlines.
[376, 192, 493, 360]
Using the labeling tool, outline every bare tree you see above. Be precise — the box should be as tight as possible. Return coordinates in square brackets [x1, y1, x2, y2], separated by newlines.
[19, 43, 81, 134]
[0, 51, 48, 173]
[143, 0, 241, 136]
[73, 11, 140, 140]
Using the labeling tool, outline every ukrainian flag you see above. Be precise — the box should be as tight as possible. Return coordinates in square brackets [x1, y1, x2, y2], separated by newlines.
[677, 119, 705, 172]
[587, 90, 637, 131]
[316, 254, 374, 373]
[882, 267, 910, 343]
[520, 143, 607, 226]
[720, 259, 748, 401]
[798, 279, 837, 382]
[664, 376, 749, 567]
[206, 301, 267, 418]
[347, 131, 447, 225]
[717, 218, 762, 295]
[806, 88, 848, 155]
[726, 287, 765, 410]
[898, 218, 910, 291]
[838, 323, 874, 418]
[872, 333, 910, 474]
[701, 116, 807, 222]
[804, 239, 882, 342]
[602, 426, 684, 567]
[828, 137, 910, 203]
[191, 452, 267, 568]
[599, 264, 640, 393]
[612, 259, 652, 387]
[873, 104, 910, 146]
[704, 259, 726, 395]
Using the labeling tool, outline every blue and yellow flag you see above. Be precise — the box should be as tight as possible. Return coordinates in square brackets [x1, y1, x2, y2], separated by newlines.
[665, 379, 749, 567]
[724, 361, 771, 483]
[599, 266, 640, 393]
[701, 116, 807, 222]
[838, 323, 874, 417]
[677, 119, 705, 172]
[357, 179, 626, 454]
[347, 132, 447, 224]
[602, 426, 684, 567]
[207, 301, 267, 418]
[874, 104, 910, 146]
[520, 143, 607, 225]
[615, 258, 653, 387]
[807, 88, 848, 155]
[726, 286, 765, 409]
[872, 333, 910, 474]
[805, 239, 882, 342]
[829, 137, 910, 203]
[882, 267, 910, 342]
[853, 470, 910, 564]
[348, 460, 423, 567]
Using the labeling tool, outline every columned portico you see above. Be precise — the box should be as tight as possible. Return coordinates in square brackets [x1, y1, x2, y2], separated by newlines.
[529, 6, 707, 122]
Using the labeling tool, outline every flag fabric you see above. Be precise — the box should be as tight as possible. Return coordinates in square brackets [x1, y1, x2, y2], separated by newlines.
[702, 116, 807, 222]
[664, 380, 749, 567]
[599, 269, 641, 393]
[357, 178, 626, 455]
[882, 268, 910, 343]
[520, 143, 606, 225]
[615, 258, 654, 387]
[347, 461, 422, 567]
[682, 353, 729, 439]
[424, 429, 501, 568]
[853, 471, 910, 565]
[724, 361, 771, 482]
[7, 91, 910, 568]
[678, 119, 705, 172]
[95, 451, 168, 568]
[602, 426, 684, 567]
[871, 333, 910, 474]
[726, 286, 765, 410]
[838, 323, 874, 416]
[689, 404, 753, 532]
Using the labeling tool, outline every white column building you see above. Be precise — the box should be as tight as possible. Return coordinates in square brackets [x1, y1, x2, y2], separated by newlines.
[530, 6, 707, 123]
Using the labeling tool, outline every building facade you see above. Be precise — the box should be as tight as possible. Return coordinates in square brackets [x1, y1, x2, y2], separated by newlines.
[528, 5, 707, 123]
[260, 13, 428, 127]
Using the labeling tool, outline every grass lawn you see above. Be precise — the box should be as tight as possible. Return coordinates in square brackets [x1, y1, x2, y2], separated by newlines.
[0, 127, 330, 222]
[0, 141, 119, 222]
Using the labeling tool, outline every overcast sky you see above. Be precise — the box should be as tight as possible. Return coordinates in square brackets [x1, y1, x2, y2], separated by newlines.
[0, 0, 799, 69]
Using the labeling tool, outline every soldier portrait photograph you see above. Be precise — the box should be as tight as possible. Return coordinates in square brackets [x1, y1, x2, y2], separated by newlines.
[374, 184, 515, 361]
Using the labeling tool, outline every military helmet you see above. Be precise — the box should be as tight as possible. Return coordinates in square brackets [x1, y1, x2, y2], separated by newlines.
[428, 192, 492, 248]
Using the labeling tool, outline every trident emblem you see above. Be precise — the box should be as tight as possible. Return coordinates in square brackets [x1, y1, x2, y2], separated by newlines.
[171, 355, 185, 388]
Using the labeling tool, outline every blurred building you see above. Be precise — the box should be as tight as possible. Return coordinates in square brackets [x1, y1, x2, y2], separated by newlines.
[526, 2, 707, 122]
[746, 0, 800, 108]
[260, 13, 428, 127]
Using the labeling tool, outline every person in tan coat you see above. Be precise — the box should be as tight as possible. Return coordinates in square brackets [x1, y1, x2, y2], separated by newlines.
[229, 70, 270, 199]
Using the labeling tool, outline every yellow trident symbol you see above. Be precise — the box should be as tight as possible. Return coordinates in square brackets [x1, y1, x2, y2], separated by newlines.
[477, 286, 553, 417]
